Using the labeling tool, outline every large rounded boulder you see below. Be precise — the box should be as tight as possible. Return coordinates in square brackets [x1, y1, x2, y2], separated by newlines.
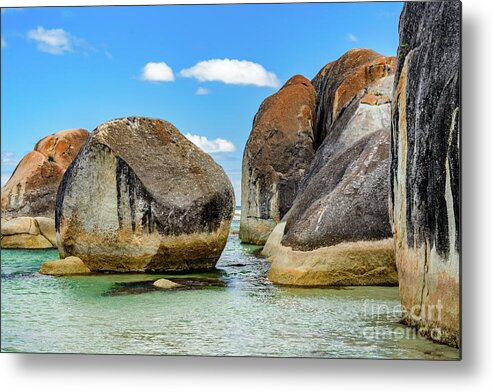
[56, 117, 235, 272]
[1, 128, 89, 219]
[1, 128, 89, 249]
[263, 49, 397, 286]
[240, 75, 316, 245]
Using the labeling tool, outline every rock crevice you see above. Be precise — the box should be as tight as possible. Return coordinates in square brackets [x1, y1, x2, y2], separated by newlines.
[262, 48, 397, 287]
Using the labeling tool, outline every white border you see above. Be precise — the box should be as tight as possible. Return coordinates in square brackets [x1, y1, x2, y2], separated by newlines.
[1, 0, 492, 391]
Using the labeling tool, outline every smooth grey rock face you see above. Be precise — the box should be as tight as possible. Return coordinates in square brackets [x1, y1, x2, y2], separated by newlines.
[263, 49, 397, 287]
[282, 75, 395, 252]
[240, 75, 316, 245]
[390, 1, 460, 347]
[56, 117, 235, 272]
[282, 128, 392, 251]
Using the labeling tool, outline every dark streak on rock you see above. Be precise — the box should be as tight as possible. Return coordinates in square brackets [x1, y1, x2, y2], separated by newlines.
[390, 1, 460, 257]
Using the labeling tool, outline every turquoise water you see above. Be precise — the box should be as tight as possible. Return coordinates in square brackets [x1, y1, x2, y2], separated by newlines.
[1, 218, 459, 358]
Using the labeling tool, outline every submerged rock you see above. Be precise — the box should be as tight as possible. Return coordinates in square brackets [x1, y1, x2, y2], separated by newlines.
[264, 49, 397, 286]
[39, 256, 91, 275]
[153, 278, 183, 289]
[1, 128, 89, 249]
[104, 276, 224, 296]
[56, 117, 235, 272]
[1, 217, 57, 249]
[240, 75, 316, 245]
[390, 2, 460, 347]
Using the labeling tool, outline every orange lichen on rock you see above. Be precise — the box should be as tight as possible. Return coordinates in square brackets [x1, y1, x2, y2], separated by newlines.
[1, 128, 89, 219]
[252, 75, 316, 136]
[332, 55, 396, 120]
[312, 49, 395, 146]
[240, 75, 317, 244]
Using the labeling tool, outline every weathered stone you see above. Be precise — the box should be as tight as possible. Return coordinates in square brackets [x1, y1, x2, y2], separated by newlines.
[1, 216, 39, 235]
[361, 93, 379, 105]
[56, 117, 235, 272]
[1, 216, 57, 249]
[153, 278, 183, 289]
[312, 48, 396, 148]
[1, 233, 53, 249]
[264, 49, 397, 287]
[265, 224, 396, 286]
[34, 217, 57, 246]
[390, 2, 460, 347]
[1, 129, 89, 220]
[39, 256, 91, 275]
[240, 75, 316, 245]
[311, 61, 334, 97]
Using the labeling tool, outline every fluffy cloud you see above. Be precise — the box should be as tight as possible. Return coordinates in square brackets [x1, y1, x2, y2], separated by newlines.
[27, 26, 73, 54]
[196, 87, 211, 95]
[180, 59, 280, 88]
[140, 62, 175, 82]
[185, 133, 236, 153]
[1, 152, 19, 166]
[346, 33, 358, 42]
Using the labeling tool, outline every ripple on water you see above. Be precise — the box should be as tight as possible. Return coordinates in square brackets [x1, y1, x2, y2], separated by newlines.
[1, 236, 459, 359]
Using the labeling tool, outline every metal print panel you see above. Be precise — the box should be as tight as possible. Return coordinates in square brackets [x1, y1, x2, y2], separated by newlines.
[0, 1, 461, 359]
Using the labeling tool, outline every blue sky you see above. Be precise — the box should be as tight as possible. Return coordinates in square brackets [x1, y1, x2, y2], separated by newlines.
[1, 2, 403, 203]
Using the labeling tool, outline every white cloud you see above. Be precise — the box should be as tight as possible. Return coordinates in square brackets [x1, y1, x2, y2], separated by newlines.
[346, 33, 358, 42]
[140, 62, 175, 82]
[27, 26, 74, 54]
[27, 26, 92, 56]
[180, 58, 280, 88]
[196, 87, 210, 95]
[1, 152, 19, 166]
[1, 37, 6, 48]
[185, 133, 236, 153]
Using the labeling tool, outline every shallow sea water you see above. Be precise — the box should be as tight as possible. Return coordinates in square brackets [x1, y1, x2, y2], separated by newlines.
[1, 218, 460, 359]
